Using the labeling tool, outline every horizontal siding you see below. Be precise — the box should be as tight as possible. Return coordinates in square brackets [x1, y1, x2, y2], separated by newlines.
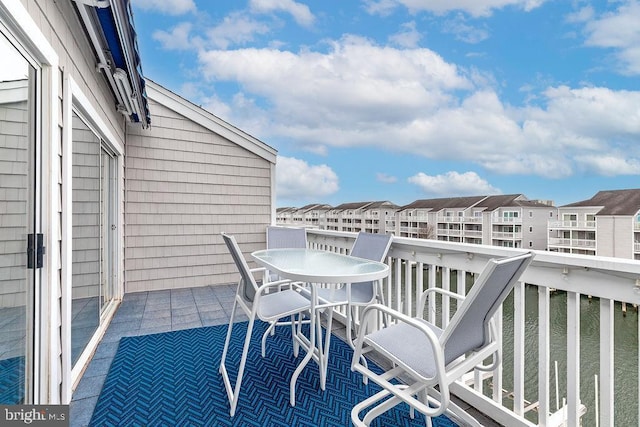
[124, 99, 272, 292]
[0, 100, 28, 308]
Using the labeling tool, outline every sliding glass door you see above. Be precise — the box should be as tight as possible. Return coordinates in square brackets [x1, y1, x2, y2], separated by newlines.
[0, 30, 38, 404]
[71, 112, 117, 366]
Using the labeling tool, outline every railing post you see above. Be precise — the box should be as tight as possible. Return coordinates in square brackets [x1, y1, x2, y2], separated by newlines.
[513, 281, 526, 416]
[600, 298, 614, 427]
[567, 291, 581, 426]
[539, 286, 550, 427]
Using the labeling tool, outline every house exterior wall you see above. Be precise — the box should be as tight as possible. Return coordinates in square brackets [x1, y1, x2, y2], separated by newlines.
[0, 95, 28, 309]
[124, 98, 273, 293]
[521, 207, 554, 250]
[597, 216, 633, 258]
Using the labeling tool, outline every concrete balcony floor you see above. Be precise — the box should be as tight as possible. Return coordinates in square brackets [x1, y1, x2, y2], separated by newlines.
[69, 285, 500, 427]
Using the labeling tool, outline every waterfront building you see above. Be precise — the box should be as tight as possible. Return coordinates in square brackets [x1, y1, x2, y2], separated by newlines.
[397, 194, 555, 249]
[312, 201, 398, 233]
[548, 189, 640, 260]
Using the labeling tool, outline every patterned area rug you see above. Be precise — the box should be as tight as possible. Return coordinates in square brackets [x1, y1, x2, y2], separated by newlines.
[90, 321, 457, 426]
[0, 356, 24, 404]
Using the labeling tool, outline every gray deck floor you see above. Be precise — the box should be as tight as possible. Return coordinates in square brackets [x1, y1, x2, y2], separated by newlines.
[70, 285, 500, 427]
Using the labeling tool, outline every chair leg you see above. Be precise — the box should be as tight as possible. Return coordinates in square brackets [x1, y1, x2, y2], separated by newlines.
[261, 320, 279, 358]
[290, 307, 316, 407]
[228, 317, 257, 416]
[219, 298, 239, 374]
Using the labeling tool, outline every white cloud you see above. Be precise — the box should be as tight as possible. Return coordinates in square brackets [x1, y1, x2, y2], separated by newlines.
[132, 0, 196, 15]
[408, 171, 500, 196]
[574, 154, 640, 176]
[276, 157, 339, 201]
[194, 36, 640, 180]
[582, 1, 640, 75]
[249, 0, 315, 27]
[442, 14, 489, 44]
[376, 173, 398, 183]
[389, 21, 422, 48]
[153, 22, 196, 50]
[207, 12, 271, 49]
[364, 0, 546, 17]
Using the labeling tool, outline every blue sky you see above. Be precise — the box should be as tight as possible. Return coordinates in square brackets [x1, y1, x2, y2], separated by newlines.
[130, 0, 640, 208]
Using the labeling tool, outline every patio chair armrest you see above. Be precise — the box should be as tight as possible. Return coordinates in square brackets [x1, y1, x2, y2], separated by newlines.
[417, 287, 467, 317]
[354, 304, 447, 383]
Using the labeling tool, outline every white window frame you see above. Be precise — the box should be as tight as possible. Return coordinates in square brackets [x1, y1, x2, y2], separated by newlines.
[0, 0, 59, 404]
[62, 76, 124, 399]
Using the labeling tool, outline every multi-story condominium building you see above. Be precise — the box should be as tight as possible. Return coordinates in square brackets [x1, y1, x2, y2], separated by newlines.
[326, 201, 399, 233]
[278, 195, 554, 250]
[278, 201, 398, 234]
[397, 195, 555, 249]
[548, 189, 640, 260]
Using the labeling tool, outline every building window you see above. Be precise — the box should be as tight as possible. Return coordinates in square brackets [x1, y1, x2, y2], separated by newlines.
[529, 226, 533, 233]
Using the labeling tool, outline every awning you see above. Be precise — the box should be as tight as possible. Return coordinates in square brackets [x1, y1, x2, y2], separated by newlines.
[75, 0, 151, 127]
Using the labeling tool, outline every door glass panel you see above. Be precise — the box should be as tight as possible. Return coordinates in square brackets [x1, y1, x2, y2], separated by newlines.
[71, 112, 117, 366]
[0, 32, 35, 404]
[100, 149, 115, 312]
[71, 112, 101, 365]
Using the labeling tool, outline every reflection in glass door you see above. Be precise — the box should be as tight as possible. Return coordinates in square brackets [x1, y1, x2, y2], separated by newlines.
[71, 112, 117, 366]
[0, 31, 37, 404]
[100, 148, 115, 312]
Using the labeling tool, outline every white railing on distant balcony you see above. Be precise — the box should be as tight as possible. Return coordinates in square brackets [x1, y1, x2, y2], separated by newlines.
[549, 220, 596, 229]
[635, 222, 640, 231]
[464, 229, 483, 238]
[493, 231, 523, 239]
[304, 229, 640, 427]
[635, 242, 640, 253]
[493, 217, 524, 224]
[548, 238, 597, 249]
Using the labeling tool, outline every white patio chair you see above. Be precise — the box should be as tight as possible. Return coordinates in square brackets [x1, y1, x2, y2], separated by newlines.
[350, 252, 534, 427]
[266, 225, 307, 280]
[219, 233, 315, 417]
[316, 232, 393, 346]
[261, 226, 309, 356]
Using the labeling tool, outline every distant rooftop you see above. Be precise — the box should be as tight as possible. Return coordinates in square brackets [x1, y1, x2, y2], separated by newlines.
[562, 189, 640, 216]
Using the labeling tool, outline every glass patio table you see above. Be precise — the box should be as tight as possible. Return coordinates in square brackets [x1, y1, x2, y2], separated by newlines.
[251, 248, 390, 392]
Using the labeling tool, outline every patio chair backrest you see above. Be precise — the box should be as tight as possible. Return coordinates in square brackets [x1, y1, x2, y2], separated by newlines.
[222, 233, 258, 303]
[440, 252, 533, 365]
[267, 226, 307, 249]
[349, 232, 393, 302]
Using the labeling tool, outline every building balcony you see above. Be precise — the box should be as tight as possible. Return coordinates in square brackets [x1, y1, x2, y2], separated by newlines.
[70, 230, 640, 427]
[548, 237, 597, 249]
[492, 217, 523, 224]
[492, 231, 523, 239]
[549, 220, 596, 230]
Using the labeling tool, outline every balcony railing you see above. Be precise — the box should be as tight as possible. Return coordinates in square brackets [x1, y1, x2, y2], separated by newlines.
[305, 229, 640, 427]
[492, 217, 523, 224]
[548, 238, 597, 249]
[549, 220, 596, 229]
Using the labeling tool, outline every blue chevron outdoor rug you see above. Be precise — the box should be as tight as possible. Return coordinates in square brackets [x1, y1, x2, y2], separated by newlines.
[90, 321, 458, 426]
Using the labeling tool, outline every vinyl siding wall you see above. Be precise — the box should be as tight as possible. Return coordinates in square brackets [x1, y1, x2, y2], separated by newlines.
[0, 97, 28, 309]
[124, 99, 273, 293]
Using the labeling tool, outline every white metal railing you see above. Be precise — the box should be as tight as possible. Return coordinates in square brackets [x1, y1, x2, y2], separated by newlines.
[493, 217, 524, 224]
[635, 242, 640, 252]
[548, 238, 597, 249]
[549, 220, 596, 229]
[492, 231, 523, 239]
[305, 229, 640, 427]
